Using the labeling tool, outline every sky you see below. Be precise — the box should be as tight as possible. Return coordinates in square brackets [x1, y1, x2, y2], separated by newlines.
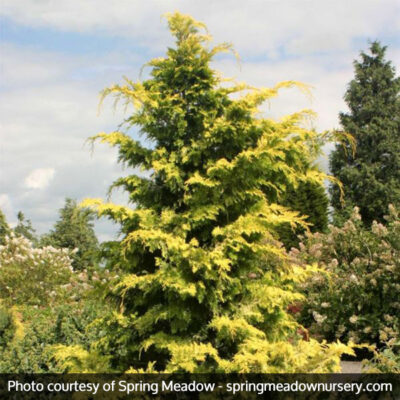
[0, 0, 399, 242]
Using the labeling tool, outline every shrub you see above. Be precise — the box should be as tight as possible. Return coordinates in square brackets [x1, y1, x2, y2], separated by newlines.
[0, 303, 24, 349]
[291, 206, 400, 345]
[363, 342, 400, 373]
[0, 301, 103, 373]
[0, 232, 111, 372]
[0, 233, 91, 306]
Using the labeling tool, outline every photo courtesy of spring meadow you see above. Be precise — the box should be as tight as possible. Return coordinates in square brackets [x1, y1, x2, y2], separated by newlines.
[0, 1, 399, 398]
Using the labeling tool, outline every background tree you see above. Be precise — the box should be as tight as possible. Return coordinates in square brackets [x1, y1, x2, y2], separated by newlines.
[13, 211, 37, 245]
[330, 41, 400, 225]
[278, 181, 329, 249]
[0, 209, 10, 245]
[55, 12, 351, 373]
[41, 198, 99, 271]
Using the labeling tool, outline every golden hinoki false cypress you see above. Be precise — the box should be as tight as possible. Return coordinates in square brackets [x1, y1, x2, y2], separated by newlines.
[55, 12, 352, 373]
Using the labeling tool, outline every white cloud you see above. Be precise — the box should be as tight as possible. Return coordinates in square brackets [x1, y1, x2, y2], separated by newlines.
[25, 168, 55, 189]
[0, 194, 13, 215]
[1, 0, 399, 56]
[0, 0, 399, 239]
[0, 44, 136, 236]
[0, 194, 16, 227]
[0, 44, 71, 89]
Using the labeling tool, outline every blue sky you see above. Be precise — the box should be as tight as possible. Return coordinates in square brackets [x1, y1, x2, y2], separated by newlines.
[0, 0, 399, 241]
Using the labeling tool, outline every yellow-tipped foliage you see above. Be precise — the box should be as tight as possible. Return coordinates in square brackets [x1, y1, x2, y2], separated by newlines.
[57, 12, 352, 373]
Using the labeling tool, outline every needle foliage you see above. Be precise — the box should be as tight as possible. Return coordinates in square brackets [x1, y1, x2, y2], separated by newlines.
[330, 42, 400, 225]
[55, 12, 352, 373]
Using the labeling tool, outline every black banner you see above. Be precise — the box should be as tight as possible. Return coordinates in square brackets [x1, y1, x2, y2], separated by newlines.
[1, 374, 399, 399]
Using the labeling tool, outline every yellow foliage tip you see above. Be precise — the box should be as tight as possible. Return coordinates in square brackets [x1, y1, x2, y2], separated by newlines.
[275, 81, 314, 100]
[164, 11, 209, 40]
[79, 198, 104, 211]
[10, 307, 25, 344]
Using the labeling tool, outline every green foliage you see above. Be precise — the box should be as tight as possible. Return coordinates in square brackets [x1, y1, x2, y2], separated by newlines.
[292, 205, 400, 345]
[41, 198, 99, 271]
[55, 12, 352, 373]
[13, 211, 38, 245]
[0, 226, 111, 372]
[277, 181, 329, 249]
[0, 301, 104, 373]
[330, 41, 400, 226]
[0, 209, 10, 245]
[51, 344, 112, 373]
[0, 303, 19, 348]
[0, 233, 80, 306]
[363, 342, 400, 373]
[0, 231, 108, 373]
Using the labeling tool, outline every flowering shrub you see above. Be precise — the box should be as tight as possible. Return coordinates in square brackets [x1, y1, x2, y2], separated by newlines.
[0, 234, 87, 306]
[291, 206, 400, 345]
[0, 233, 113, 372]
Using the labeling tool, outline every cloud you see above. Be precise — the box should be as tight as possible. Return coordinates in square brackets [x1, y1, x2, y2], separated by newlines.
[0, 194, 13, 215]
[1, 0, 399, 57]
[24, 168, 56, 189]
[0, 44, 140, 237]
[0, 44, 71, 89]
[0, 1, 399, 240]
[0, 194, 17, 227]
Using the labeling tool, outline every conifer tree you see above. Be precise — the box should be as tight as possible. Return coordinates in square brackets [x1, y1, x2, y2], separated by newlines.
[278, 181, 329, 249]
[41, 198, 99, 271]
[56, 13, 351, 373]
[330, 41, 400, 225]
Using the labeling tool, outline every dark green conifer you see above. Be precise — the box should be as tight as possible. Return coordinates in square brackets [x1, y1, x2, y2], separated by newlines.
[278, 182, 329, 249]
[330, 41, 400, 225]
[41, 198, 99, 271]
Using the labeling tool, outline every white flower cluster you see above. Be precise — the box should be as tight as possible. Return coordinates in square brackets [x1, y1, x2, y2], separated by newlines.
[312, 311, 327, 324]
[0, 234, 76, 306]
